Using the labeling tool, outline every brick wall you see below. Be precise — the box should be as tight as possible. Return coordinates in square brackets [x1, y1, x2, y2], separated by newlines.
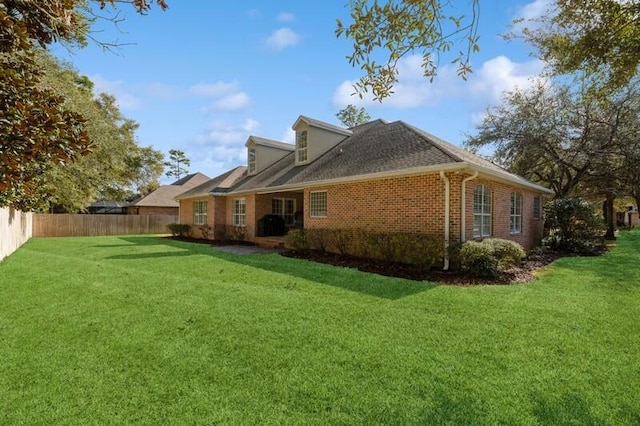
[179, 171, 545, 249]
[462, 177, 543, 250]
[178, 196, 217, 239]
[301, 172, 544, 250]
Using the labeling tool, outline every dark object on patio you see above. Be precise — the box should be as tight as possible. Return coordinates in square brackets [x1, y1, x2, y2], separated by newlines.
[256, 214, 286, 237]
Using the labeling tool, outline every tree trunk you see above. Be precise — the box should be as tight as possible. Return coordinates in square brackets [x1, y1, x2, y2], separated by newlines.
[604, 192, 616, 240]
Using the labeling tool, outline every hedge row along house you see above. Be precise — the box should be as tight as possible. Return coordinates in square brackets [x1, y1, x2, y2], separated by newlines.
[176, 116, 552, 259]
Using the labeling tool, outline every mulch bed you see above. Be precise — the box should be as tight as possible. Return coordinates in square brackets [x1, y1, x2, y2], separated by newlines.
[165, 235, 574, 285]
[280, 250, 570, 285]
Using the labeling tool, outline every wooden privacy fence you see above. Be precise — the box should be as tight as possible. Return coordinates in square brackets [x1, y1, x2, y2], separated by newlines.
[33, 214, 178, 237]
[1, 207, 33, 261]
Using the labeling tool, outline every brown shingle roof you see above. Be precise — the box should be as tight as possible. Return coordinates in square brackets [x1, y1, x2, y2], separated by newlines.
[225, 119, 551, 194]
[128, 172, 210, 207]
[175, 166, 247, 200]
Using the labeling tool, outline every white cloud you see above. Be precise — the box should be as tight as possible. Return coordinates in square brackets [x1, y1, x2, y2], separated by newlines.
[90, 74, 140, 109]
[332, 54, 544, 117]
[265, 27, 300, 50]
[208, 92, 252, 112]
[189, 81, 239, 97]
[190, 118, 261, 176]
[332, 55, 458, 109]
[242, 118, 260, 133]
[518, 0, 553, 20]
[197, 119, 260, 146]
[277, 12, 295, 23]
[281, 127, 295, 144]
[468, 56, 544, 103]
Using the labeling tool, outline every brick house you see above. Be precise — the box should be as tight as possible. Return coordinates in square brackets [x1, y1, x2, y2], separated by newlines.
[176, 116, 552, 254]
[127, 172, 210, 216]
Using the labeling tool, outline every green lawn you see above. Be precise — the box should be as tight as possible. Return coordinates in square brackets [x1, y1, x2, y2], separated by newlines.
[1, 232, 639, 425]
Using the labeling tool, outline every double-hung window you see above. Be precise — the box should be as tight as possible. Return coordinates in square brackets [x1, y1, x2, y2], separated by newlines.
[233, 198, 246, 226]
[310, 191, 327, 217]
[248, 148, 256, 174]
[510, 192, 522, 234]
[272, 198, 296, 225]
[533, 196, 541, 219]
[296, 131, 308, 163]
[473, 185, 492, 238]
[193, 200, 207, 225]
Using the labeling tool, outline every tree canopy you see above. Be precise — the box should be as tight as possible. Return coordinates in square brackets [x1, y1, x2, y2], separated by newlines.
[164, 149, 190, 180]
[519, 0, 640, 92]
[337, 0, 480, 101]
[0, 0, 168, 210]
[339, 0, 640, 100]
[466, 76, 640, 238]
[336, 105, 371, 127]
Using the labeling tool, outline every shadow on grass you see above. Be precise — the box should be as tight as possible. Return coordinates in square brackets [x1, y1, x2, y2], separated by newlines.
[107, 236, 436, 300]
[529, 391, 606, 425]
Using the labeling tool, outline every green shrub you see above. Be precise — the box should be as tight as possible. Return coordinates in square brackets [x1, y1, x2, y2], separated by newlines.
[227, 226, 247, 242]
[284, 229, 308, 251]
[166, 223, 191, 237]
[199, 225, 213, 240]
[544, 197, 605, 253]
[483, 238, 525, 270]
[459, 238, 525, 277]
[368, 232, 444, 270]
[330, 228, 354, 255]
[460, 241, 499, 278]
[306, 228, 330, 253]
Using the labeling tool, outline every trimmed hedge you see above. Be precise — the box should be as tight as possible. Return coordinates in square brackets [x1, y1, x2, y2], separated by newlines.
[285, 228, 444, 270]
[459, 238, 525, 278]
[166, 223, 191, 237]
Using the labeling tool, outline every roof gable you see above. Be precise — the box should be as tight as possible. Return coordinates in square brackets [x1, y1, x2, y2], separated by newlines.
[226, 118, 552, 195]
[175, 166, 247, 200]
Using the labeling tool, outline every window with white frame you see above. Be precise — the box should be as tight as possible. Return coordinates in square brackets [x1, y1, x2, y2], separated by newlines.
[510, 192, 522, 234]
[272, 198, 296, 225]
[248, 148, 256, 174]
[296, 130, 308, 163]
[473, 185, 492, 238]
[233, 198, 246, 226]
[309, 191, 327, 217]
[193, 200, 207, 225]
[533, 196, 541, 219]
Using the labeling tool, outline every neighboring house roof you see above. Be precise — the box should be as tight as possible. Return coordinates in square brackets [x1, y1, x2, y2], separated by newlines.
[227, 119, 553, 195]
[89, 200, 127, 208]
[128, 172, 210, 208]
[175, 166, 247, 200]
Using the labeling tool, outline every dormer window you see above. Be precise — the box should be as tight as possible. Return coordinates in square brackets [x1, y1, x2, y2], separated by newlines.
[248, 148, 256, 174]
[296, 130, 308, 163]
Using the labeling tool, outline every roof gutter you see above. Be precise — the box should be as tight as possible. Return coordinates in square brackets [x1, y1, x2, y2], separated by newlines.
[227, 162, 466, 196]
[461, 171, 479, 242]
[439, 170, 451, 271]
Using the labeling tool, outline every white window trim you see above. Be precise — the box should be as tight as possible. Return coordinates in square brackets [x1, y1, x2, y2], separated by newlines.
[473, 185, 492, 238]
[248, 148, 256, 174]
[193, 200, 207, 226]
[510, 192, 522, 235]
[232, 198, 246, 227]
[296, 130, 308, 164]
[309, 191, 327, 218]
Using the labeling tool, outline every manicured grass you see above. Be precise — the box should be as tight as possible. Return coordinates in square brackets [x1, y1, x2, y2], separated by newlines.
[1, 232, 639, 424]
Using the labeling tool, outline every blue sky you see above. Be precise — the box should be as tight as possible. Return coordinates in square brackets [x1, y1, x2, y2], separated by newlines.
[52, 0, 549, 183]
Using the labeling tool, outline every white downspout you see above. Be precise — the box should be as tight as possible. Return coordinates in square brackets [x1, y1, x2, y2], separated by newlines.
[439, 171, 450, 270]
[461, 171, 479, 242]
